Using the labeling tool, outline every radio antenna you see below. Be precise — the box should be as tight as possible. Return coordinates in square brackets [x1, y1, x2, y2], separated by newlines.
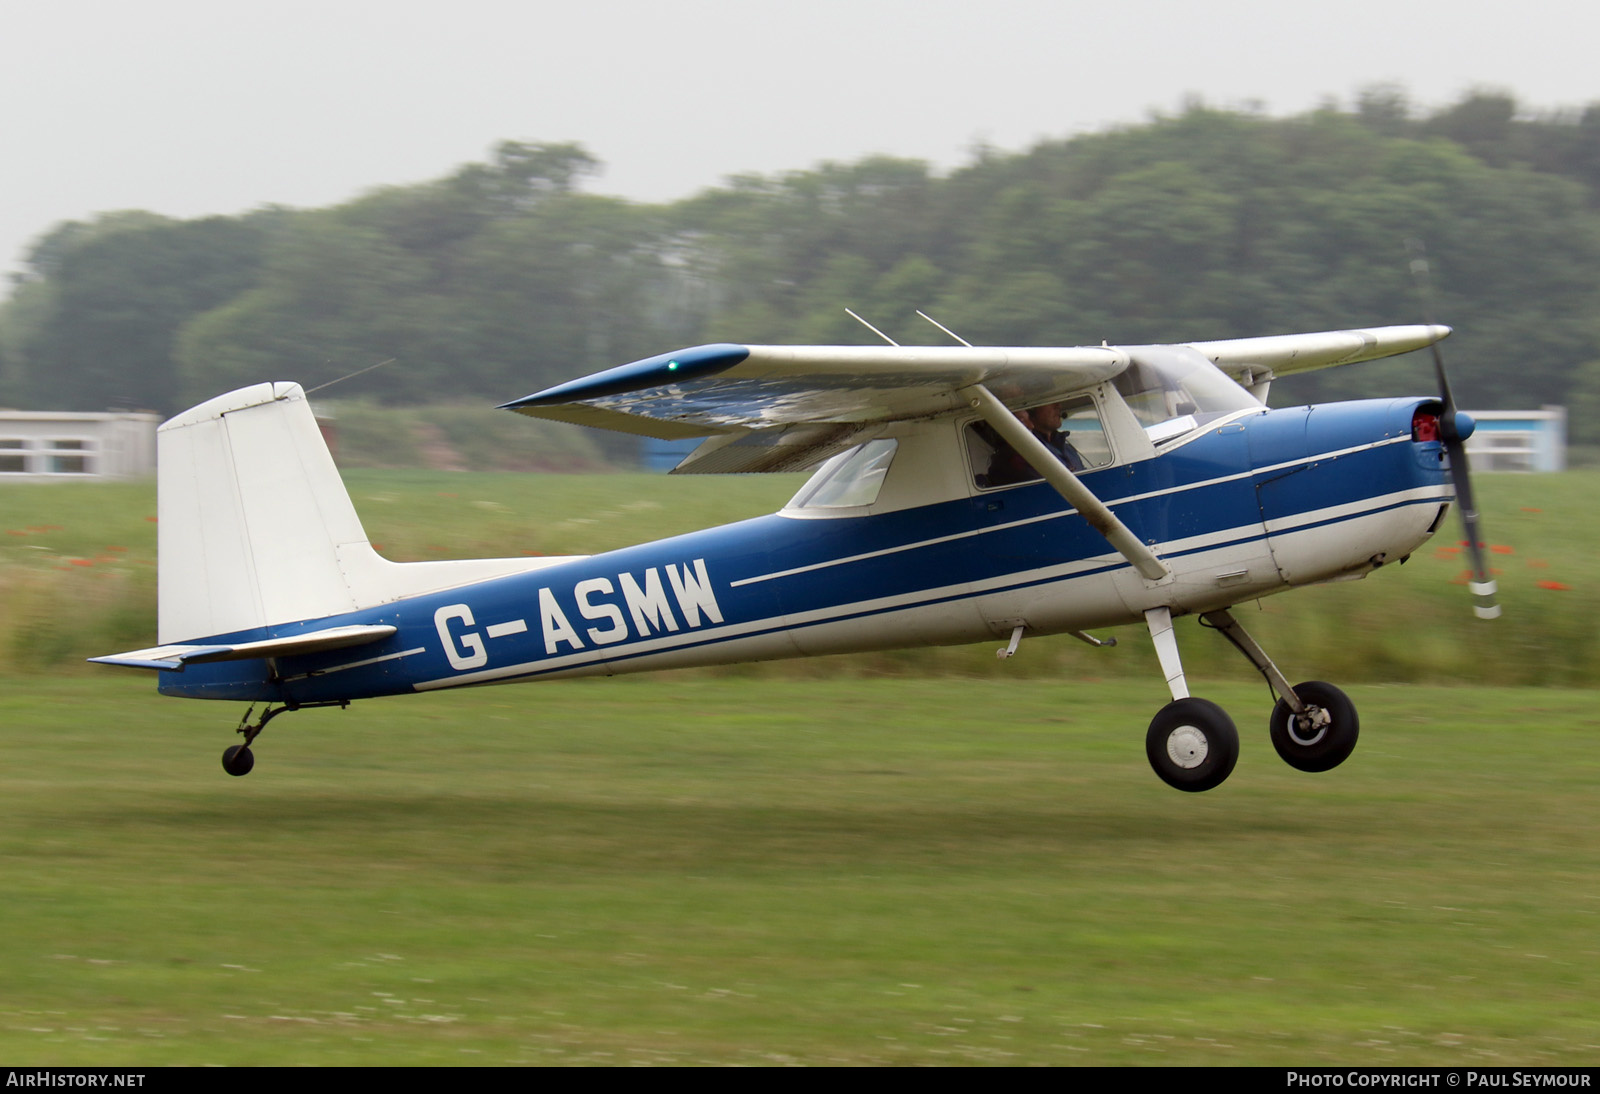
[916, 309, 973, 347]
[845, 308, 898, 346]
[306, 357, 397, 395]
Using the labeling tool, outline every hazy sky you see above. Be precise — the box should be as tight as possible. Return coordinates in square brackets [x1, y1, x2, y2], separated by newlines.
[4, 0, 1598, 288]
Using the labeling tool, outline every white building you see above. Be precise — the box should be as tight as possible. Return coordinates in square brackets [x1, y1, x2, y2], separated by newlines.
[0, 410, 160, 480]
[1463, 406, 1566, 473]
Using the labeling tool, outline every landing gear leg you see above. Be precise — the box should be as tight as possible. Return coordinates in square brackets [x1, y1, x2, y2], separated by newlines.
[1142, 607, 1239, 792]
[219, 700, 349, 777]
[1201, 609, 1359, 773]
[221, 704, 290, 777]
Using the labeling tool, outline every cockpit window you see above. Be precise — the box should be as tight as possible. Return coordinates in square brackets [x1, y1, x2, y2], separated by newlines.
[788, 439, 898, 509]
[966, 394, 1112, 489]
[1113, 351, 1259, 444]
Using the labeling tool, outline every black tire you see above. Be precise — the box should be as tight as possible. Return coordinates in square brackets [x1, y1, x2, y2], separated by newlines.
[222, 744, 255, 777]
[1146, 698, 1239, 792]
[1270, 681, 1358, 772]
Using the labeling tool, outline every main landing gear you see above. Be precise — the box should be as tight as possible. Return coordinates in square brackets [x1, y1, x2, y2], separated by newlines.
[1145, 696, 1239, 792]
[1141, 606, 1358, 792]
[220, 700, 349, 776]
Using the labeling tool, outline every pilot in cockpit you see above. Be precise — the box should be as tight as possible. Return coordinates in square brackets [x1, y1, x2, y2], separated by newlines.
[982, 402, 1086, 485]
[1026, 401, 1086, 473]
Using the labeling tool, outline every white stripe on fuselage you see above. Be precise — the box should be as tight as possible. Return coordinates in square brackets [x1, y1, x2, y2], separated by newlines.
[1262, 483, 1448, 535]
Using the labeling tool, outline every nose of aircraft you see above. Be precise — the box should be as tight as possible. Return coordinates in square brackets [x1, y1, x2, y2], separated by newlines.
[1245, 397, 1445, 478]
[1244, 398, 1457, 587]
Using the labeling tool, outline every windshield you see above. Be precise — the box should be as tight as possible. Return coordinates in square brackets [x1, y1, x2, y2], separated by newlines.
[1113, 348, 1259, 444]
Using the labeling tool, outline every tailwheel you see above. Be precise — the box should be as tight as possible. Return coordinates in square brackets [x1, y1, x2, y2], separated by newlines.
[222, 744, 255, 777]
[220, 702, 292, 778]
[1146, 698, 1239, 792]
[217, 699, 348, 777]
[1270, 681, 1358, 772]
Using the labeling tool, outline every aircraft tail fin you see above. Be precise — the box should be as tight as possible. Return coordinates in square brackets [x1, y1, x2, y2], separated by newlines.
[156, 383, 573, 645]
[157, 382, 372, 643]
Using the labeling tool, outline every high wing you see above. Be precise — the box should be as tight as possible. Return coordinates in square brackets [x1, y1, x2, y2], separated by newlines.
[503, 342, 1130, 432]
[503, 342, 1130, 474]
[1186, 324, 1450, 389]
[502, 325, 1449, 474]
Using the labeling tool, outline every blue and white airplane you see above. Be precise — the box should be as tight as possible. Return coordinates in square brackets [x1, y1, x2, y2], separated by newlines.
[92, 321, 1494, 791]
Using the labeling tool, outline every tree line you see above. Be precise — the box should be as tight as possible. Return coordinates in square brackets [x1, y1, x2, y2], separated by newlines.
[4, 88, 1600, 441]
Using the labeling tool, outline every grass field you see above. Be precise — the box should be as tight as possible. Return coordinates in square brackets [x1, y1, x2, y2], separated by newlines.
[2, 675, 1597, 1066]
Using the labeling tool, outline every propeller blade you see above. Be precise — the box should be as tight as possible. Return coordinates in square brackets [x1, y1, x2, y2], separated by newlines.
[1443, 419, 1500, 619]
[1409, 240, 1499, 620]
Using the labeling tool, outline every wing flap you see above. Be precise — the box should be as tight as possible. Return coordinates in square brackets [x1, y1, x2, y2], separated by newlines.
[670, 423, 874, 475]
[511, 401, 737, 440]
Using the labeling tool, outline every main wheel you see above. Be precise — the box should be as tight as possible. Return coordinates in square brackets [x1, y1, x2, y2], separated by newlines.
[222, 744, 255, 777]
[1146, 698, 1239, 792]
[1270, 681, 1358, 772]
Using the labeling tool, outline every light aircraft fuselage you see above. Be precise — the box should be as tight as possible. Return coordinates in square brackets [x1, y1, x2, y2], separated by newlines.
[94, 323, 1479, 790]
[155, 396, 1448, 706]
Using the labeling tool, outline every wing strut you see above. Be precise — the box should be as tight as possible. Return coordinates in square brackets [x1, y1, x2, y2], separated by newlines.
[959, 384, 1171, 582]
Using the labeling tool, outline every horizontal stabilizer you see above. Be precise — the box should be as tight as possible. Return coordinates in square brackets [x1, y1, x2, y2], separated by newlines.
[90, 624, 397, 672]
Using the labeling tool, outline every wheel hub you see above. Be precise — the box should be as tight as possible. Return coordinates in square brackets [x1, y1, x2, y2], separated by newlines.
[1166, 725, 1209, 769]
[1289, 706, 1331, 747]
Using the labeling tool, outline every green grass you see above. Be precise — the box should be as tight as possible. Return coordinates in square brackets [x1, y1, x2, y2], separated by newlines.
[1, 676, 1597, 1065]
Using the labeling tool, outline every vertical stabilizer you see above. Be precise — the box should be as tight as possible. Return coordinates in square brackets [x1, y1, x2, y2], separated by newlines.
[157, 383, 578, 645]
[158, 383, 368, 642]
